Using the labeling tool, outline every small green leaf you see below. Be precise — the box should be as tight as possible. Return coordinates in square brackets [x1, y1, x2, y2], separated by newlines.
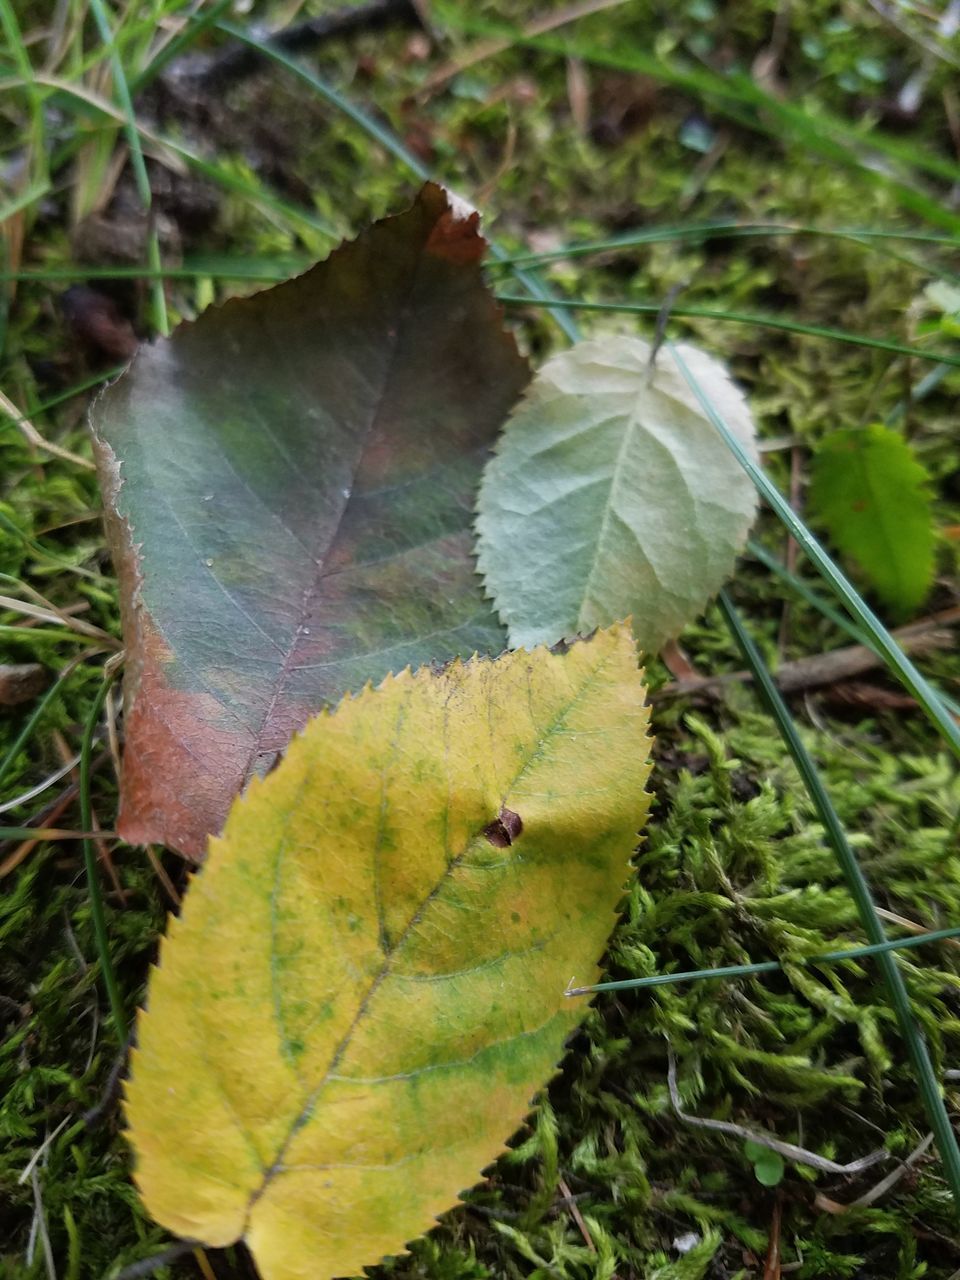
[475, 336, 759, 656]
[743, 1139, 765, 1162]
[752, 1150, 785, 1187]
[809, 423, 934, 618]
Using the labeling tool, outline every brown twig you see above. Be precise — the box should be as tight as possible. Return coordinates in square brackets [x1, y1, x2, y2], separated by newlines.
[1, 388, 97, 471]
[656, 607, 960, 700]
[558, 1175, 596, 1253]
[814, 1132, 934, 1213]
[763, 1194, 782, 1280]
[667, 1051, 888, 1175]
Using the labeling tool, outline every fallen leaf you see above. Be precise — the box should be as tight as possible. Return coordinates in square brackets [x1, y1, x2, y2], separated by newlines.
[126, 623, 651, 1280]
[475, 335, 759, 656]
[90, 183, 528, 857]
[809, 424, 935, 618]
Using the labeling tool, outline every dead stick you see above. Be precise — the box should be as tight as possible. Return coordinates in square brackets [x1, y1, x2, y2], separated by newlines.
[656, 607, 960, 700]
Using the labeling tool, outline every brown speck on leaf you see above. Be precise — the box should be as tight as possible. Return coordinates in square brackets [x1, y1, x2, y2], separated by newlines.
[483, 807, 523, 848]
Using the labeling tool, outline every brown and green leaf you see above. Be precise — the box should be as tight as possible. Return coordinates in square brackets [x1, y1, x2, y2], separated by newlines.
[90, 183, 528, 857]
[125, 625, 652, 1280]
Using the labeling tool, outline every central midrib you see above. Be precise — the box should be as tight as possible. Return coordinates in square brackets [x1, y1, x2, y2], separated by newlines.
[240, 247, 427, 786]
[576, 396, 642, 630]
[240, 648, 613, 1229]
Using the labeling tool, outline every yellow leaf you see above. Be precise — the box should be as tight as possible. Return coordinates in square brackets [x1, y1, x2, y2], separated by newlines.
[126, 624, 652, 1280]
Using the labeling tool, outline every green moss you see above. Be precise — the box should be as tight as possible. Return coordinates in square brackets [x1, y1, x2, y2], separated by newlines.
[2, 0, 960, 1275]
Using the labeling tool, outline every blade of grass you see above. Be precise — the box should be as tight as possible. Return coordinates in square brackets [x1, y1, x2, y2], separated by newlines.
[0, 179, 52, 227]
[491, 222, 960, 266]
[0, 0, 48, 187]
[749, 540, 960, 721]
[568, 924, 960, 995]
[86, 0, 168, 336]
[0, 649, 106, 794]
[80, 668, 127, 1042]
[0, 508, 102, 580]
[24, 366, 127, 419]
[494, 294, 960, 370]
[0, 625, 104, 643]
[129, 0, 235, 93]
[0, 827, 111, 840]
[748, 539, 867, 645]
[716, 588, 960, 1209]
[1, 258, 307, 283]
[668, 343, 960, 757]
[488, 221, 958, 282]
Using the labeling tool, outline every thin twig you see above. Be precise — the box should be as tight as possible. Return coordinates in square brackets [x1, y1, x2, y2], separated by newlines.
[849, 1132, 934, 1208]
[0, 589, 118, 644]
[0, 754, 81, 815]
[656, 607, 960, 699]
[0, 388, 95, 470]
[30, 1165, 57, 1280]
[667, 1051, 887, 1176]
[18, 1117, 70, 1185]
[558, 1176, 596, 1252]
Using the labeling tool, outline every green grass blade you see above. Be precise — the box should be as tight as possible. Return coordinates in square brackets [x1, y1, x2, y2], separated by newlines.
[130, 0, 234, 93]
[668, 344, 960, 757]
[0, 509, 102, 581]
[0, 652, 103, 793]
[570, 924, 960, 994]
[1, 258, 308, 284]
[717, 588, 960, 1209]
[79, 669, 127, 1042]
[490, 221, 957, 280]
[749, 540, 960, 721]
[747, 539, 867, 644]
[0, 0, 48, 186]
[86, 0, 168, 336]
[494, 294, 960, 370]
[0, 178, 51, 226]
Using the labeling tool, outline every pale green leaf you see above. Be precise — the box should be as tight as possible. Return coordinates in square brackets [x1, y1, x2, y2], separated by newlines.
[475, 336, 759, 656]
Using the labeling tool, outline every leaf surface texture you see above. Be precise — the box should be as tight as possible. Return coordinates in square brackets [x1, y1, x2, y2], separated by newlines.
[90, 183, 528, 856]
[126, 625, 652, 1280]
[475, 335, 759, 655]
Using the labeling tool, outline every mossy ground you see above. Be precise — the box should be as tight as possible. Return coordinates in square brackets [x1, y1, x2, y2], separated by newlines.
[2, 1, 959, 1277]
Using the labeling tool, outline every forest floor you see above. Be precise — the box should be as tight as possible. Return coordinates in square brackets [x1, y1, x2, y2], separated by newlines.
[2, 1, 960, 1278]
